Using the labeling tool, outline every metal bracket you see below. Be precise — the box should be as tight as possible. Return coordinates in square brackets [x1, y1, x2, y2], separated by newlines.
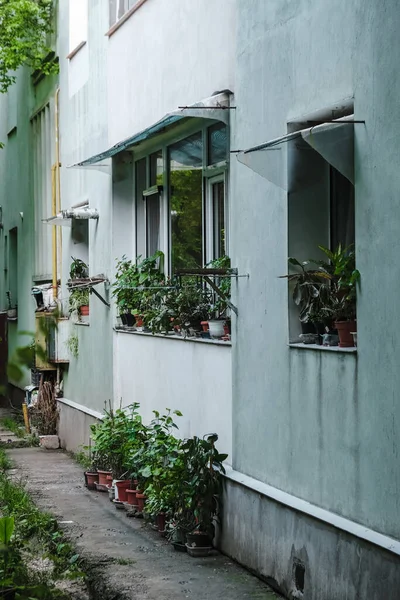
[90, 287, 110, 308]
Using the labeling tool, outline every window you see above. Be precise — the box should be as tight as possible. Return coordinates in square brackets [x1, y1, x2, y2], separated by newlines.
[169, 133, 203, 272]
[69, 0, 88, 52]
[287, 116, 355, 341]
[134, 123, 228, 274]
[109, 0, 139, 26]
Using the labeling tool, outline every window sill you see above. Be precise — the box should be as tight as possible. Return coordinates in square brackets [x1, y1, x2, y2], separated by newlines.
[67, 41, 87, 60]
[289, 343, 357, 353]
[114, 327, 231, 347]
[75, 321, 90, 327]
[106, 0, 148, 37]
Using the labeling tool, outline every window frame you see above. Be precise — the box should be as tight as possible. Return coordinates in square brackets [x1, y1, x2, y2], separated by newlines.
[132, 121, 229, 276]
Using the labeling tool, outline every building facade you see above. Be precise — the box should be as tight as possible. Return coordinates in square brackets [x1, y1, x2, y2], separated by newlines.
[0, 1, 399, 599]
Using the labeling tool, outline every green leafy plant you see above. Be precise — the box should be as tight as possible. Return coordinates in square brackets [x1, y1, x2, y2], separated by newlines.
[206, 255, 232, 319]
[167, 283, 211, 334]
[112, 251, 165, 318]
[90, 402, 147, 477]
[66, 333, 79, 358]
[0, 0, 57, 94]
[69, 257, 88, 280]
[314, 244, 360, 322]
[69, 288, 89, 314]
[280, 257, 331, 324]
[133, 409, 183, 515]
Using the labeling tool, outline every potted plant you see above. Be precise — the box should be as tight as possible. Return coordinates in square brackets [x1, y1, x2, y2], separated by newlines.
[70, 256, 88, 279]
[173, 433, 228, 554]
[69, 288, 90, 317]
[317, 244, 360, 347]
[165, 283, 211, 337]
[280, 257, 332, 341]
[206, 256, 232, 339]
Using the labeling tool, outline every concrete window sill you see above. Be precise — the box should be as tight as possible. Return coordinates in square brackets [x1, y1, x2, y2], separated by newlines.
[74, 321, 90, 327]
[114, 327, 231, 347]
[67, 41, 87, 60]
[289, 343, 357, 353]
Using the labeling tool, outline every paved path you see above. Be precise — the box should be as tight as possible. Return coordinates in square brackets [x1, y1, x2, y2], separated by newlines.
[8, 448, 279, 600]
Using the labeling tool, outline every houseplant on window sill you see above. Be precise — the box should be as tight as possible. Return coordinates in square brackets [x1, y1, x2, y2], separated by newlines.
[317, 244, 360, 348]
[206, 256, 232, 339]
[69, 288, 90, 319]
[280, 257, 332, 343]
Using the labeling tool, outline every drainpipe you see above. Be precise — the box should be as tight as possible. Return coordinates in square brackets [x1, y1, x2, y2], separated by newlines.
[53, 88, 62, 301]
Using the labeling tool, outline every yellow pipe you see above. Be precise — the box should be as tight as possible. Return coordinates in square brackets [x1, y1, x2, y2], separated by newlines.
[22, 402, 30, 434]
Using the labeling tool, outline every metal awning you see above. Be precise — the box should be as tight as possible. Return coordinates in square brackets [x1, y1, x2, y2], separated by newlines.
[69, 92, 232, 169]
[237, 117, 362, 190]
[43, 207, 99, 227]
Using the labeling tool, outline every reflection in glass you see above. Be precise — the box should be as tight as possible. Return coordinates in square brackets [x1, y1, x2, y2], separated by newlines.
[208, 123, 228, 165]
[146, 194, 160, 257]
[212, 181, 225, 259]
[169, 133, 203, 272]
[135, 158, 146, 257]
[150, 150, 163, 187]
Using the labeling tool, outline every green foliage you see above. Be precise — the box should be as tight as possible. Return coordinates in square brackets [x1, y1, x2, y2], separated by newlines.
[66, 334, 79, 359]
[0, 456, 84, 596]
[283, 244, 360, 324]
[112, 251, 165, 317]
[133, 409, 184, 515]
[0, 0, 57, 93]
[0, 417, 25, 439]
[69, 288, 89, 314]
[90, 402, 147, 477]
[69, 257, 88, 280]
[170, 169, 203, 272]
[166, 283, 211, 334]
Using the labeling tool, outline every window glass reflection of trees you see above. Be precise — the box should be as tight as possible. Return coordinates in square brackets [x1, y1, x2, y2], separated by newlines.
[169, 133, 203, 272]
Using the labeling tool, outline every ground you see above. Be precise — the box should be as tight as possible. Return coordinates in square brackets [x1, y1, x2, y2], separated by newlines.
[8, 447, 280, 600]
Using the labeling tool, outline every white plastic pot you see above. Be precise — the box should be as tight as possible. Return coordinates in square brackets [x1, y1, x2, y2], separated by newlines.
[208, 320, 225, 339]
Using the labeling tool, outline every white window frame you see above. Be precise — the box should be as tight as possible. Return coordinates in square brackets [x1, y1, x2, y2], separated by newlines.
[109, 0, 138, 27]
[133, 121, 229, 276]
[205, 173, 227, 264]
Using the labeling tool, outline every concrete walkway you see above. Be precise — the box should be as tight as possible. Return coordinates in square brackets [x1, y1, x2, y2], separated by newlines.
[8, 448, 279, 600]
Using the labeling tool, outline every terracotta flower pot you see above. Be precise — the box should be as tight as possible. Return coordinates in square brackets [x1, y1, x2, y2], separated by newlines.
[126, 489, 137, 505]
[335, 320, 356, 348]
[85, 472, 99, 490]
[106, 474, 113, 487]
[97, 470, 113, 486]
[134, 314, 144, 328]
[115, 480, 133, 503]
[200, 321, 209, 332]
[136, 493, 147, 512]
[80, 305, 89, 316]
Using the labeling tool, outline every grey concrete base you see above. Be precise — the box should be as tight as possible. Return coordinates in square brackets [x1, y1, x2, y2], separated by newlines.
[219, 477, 400, 600]
[57, 401, 100, 453]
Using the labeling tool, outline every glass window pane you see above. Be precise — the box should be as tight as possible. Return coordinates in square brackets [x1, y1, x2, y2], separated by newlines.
[169, 133, 203, 272]
[330, 166, 355, 250]
[212, 181, 225, 258]
[146, 196, 160, 257]
[135, 158, 146, 257]
[208, 123, 228, 165]
[149, 150, 163, 187]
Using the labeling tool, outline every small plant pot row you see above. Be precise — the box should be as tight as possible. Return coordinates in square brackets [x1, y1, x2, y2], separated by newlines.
[84, 471, 214, 556]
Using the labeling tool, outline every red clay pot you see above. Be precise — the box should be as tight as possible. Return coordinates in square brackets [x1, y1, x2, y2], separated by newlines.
[126, 489, 137, 505]
[80, 305, 89, 316]
[335, 320, 356, 348]
[97, 470, 112, 486]
[136, 493, 147, 512]
[200, 321, 209, 332]
[134, 314, 144, 328]
[85, 472, 99, 490]
[106, 474, 113, 487]
[115, 480, 133, 503]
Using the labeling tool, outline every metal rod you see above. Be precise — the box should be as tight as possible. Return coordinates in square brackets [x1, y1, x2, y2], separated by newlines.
[90, 287, 110, 308]
[177, 105, 235, 110]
